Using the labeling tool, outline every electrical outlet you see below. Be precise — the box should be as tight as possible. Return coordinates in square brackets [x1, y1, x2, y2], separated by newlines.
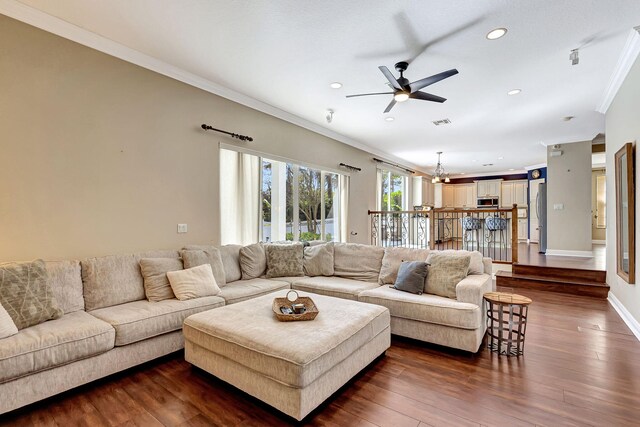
[553, 204, 564, 210]
[177, 224, 188, 233]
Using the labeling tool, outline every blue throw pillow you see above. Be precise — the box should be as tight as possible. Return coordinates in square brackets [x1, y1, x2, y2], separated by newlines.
[393, 261, 428, 295]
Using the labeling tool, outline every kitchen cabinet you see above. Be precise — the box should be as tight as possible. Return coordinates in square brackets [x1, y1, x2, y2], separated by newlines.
[453, 183, 476, 208]
[423, 180, 434, 206]
[518, 218, 528, 240]
[501, 180, 528, 207]
[476, 179, 501, 197]
[442, 184, 454, 208]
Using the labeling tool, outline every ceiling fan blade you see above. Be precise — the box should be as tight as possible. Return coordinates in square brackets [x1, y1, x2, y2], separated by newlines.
[410, 91, 446, 103]
[378, 66, 403, 90]
[383, 99, 397, 113]
[346, 92, 394, 98]
[409, 69, 458, 93]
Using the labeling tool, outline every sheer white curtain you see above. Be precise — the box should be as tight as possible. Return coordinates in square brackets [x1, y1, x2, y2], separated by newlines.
[220, 149, 260, 245]
[339, 175, 350, 242]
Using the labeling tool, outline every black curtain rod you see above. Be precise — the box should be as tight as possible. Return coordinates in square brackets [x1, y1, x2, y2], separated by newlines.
[373, 158, 415, 174]
[339, 163, 362, 172]
[201, 124, 253, 142]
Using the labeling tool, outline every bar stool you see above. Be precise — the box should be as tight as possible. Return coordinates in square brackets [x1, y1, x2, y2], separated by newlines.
[461, 216, 482, 250]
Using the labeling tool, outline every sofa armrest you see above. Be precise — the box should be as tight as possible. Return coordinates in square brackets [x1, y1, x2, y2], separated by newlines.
[482, 257, 492, 275]
[455, 274, 493, 307]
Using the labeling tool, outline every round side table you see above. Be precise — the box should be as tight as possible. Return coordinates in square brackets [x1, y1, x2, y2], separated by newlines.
[484, 292, 532, 357]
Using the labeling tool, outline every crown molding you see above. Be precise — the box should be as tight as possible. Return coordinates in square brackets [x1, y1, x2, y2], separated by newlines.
[596, 26, 640, 114]
[0, 0, 429, 174]
[524, 163, 546, 171]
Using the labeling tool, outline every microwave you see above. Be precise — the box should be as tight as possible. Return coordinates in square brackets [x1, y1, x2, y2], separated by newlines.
[477, 197, 499, 208]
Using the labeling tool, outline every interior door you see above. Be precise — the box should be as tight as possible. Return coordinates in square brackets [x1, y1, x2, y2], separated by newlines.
[592, 169, 606, 241]
[529, 178, 544, 243]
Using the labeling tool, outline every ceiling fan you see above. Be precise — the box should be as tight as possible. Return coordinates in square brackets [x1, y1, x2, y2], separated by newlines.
[346, 61, 458, 113]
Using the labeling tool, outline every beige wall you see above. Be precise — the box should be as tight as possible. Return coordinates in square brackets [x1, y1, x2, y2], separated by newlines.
[606, 55, 640, 325]
[0, 15, 394, 261]
[546, 140, 593, 253]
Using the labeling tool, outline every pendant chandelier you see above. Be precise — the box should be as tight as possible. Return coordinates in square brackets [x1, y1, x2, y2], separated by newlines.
[431, 152, 450, 183]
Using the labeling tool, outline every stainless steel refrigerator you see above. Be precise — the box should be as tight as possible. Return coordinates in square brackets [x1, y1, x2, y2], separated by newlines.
[536, 183, 547, 253]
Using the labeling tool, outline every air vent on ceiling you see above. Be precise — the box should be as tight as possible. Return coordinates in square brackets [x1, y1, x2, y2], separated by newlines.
[482, 163, 494, 167]
[432, 119, 451, 126]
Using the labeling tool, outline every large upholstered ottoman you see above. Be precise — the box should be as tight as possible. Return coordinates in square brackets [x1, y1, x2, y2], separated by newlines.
[183, 290, 390, 421]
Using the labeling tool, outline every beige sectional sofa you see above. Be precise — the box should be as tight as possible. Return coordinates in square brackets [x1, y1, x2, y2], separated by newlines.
[0, 242, 493, 415]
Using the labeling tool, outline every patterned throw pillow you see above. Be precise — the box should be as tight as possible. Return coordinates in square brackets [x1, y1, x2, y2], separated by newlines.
[265, 244, 304, 278]
[424, 253, 471, 299]
[0, 260, 63, 329]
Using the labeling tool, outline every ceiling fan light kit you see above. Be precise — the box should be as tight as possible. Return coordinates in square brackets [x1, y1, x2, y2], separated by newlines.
[346, 61, 458, 113]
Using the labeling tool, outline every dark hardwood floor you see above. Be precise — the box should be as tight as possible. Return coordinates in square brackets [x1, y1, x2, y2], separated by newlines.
[2, 286, 639, 427]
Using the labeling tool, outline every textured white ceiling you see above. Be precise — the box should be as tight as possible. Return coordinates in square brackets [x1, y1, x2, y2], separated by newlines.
[16, 0, 640, 174]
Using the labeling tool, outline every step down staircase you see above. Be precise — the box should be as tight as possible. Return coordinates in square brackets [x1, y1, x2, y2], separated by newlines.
[495, 264, 609, 298]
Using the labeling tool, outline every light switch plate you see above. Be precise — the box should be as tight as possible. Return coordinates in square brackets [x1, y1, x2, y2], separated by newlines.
[177, 224, 188, 233]
[553, 204, 564, 210]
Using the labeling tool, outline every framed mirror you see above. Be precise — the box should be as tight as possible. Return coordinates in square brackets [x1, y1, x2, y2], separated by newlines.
[615, 143, 635, 284]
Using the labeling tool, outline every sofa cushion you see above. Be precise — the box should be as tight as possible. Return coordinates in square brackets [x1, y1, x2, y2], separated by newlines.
[46, 260, 84, 314]
[0, 311, 115, 383]
[240, 243, 267, 280]
[358, 286, 481, 330]
[265, 244, 304, 278]
[218, 278, 289, 305]
[182, 248, 227, 287]
[0, 260, 63, 330]
[425, 252, 471, 299]
[0, 302, 18, 339]
[184, 244, 242, 284]
[292, 276, 380, 300]
[379, 247, 431, 284]
[430, 250, 484, 275]
[167, 264, 221, 300]
[333, 243, 384, 283]
[139, 258, 183, 302]
[303, 242, 334, 276]
[82, 250, 180, 311]
[89, 296, 224, 346]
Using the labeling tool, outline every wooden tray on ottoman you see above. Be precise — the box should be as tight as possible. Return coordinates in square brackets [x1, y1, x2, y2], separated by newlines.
[272, 290, 319, 321]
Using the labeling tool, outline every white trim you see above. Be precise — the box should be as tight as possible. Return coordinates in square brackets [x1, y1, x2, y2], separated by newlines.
[592, 240, 606, 245]
[608, 292, 640, 341]
[524, 163, 547, 171]
[449, 169, 526, 179]
[596, 27, 640, 114]
[545, 249, 594, 258]
[219, 142, 349, 176]
[0, 0, 429, 175]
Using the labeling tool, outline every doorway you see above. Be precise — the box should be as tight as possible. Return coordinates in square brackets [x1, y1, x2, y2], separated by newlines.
[529, 178, 545, 243]
[592, 169, 606, 243]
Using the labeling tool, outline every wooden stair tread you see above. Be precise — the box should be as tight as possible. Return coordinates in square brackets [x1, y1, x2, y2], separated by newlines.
[496, 270, 609, 288]
[512, 263, 606, 282]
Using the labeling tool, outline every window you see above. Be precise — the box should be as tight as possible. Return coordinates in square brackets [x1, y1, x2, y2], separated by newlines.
[260, 157, 344, 243]
[378, 169, 408, 211]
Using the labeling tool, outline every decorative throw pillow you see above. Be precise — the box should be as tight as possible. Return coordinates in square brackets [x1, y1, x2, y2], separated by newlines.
[394, 261, 428, 295]
[239, 243, 267, 280]
[432, 250, 484, 275]
[139, 258, 183, 302]
[0, 260, 63, 330]
[379, 247, 431, 284]
[266, 244, 304, 278]
[303, 242, 334, 276]
[182, 248, 227, 287]
[424, 253, 471, 299]
[166, 264, 220, 300]
[0, 302, 18, 339]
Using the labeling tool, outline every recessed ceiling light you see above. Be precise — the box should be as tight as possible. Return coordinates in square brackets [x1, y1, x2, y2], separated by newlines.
[385, 117, 395, 122]
[329, 82, 342, 89]
[472, 159, 477, 162]
[486, 28, 507, 40]
[498, 156, 504, 160]
[509, 168, 516, 171]
[508, 89, 521, 95]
